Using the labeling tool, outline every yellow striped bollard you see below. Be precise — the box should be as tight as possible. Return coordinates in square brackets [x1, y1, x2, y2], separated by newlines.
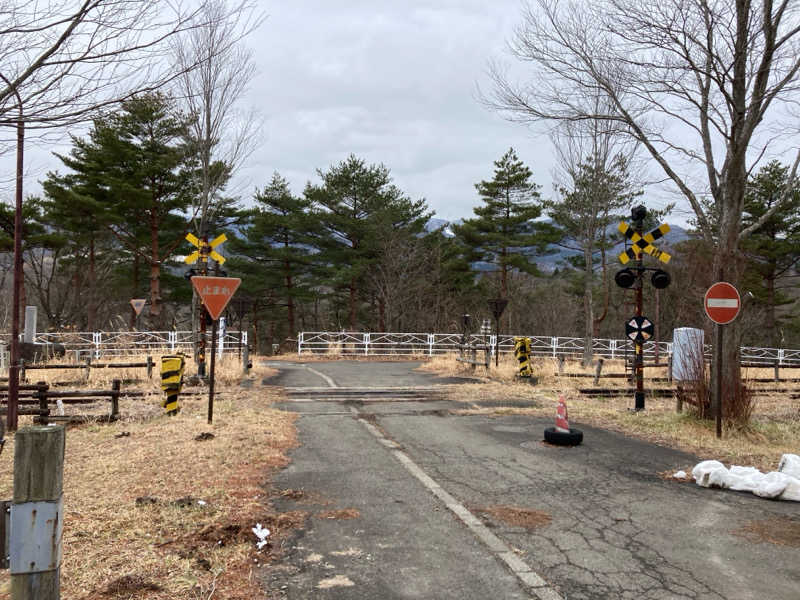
[160, 354, 186, 416]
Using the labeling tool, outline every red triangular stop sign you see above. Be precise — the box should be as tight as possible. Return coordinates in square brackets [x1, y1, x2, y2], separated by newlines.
[130, 298, 147, 316]
[191, 276, 242, 320]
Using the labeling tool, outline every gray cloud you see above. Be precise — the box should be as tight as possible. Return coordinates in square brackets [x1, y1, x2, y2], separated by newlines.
[242, 0, 556, 220]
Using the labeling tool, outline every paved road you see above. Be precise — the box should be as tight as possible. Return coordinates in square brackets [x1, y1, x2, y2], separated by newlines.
[262, 360, 800, 599]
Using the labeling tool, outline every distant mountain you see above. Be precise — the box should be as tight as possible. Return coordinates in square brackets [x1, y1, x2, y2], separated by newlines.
[425, 217, 457, 237]
[423, 217, 691, 272]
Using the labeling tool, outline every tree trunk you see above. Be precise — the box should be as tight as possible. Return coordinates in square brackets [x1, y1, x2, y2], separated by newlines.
[348, 278, 357, 330]
[765, 267, 777, 347]
[593, 245, 609, 336]
[582, 247, 594, 366]
[714, 189, 746, 419]
[378, 296, 386, 331]
[87, 237, 96, 331]
[149, 213, 161, 326]
[285, 258, 295, 337]
[130, 254, 139, 329]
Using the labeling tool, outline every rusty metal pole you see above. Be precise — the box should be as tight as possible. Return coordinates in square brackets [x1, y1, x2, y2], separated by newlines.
[6, 77, 24, 432]
[207, 316, 217, 424]
[197, 235, 209, 377]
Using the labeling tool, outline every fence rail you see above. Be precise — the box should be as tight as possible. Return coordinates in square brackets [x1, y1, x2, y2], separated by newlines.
[297, 331, 800, 366]
[0, 329, 247, 359]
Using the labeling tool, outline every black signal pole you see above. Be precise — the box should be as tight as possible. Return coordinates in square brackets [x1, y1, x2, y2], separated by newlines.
[632, 207, 646, 411]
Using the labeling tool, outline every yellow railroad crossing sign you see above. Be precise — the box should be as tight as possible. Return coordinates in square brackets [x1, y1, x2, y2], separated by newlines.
[618, 222, 671, 265]
[184, 232, 227, 265]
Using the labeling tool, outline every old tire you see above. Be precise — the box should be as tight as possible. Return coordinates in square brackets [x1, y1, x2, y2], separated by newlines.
[544, 426, 583, 446]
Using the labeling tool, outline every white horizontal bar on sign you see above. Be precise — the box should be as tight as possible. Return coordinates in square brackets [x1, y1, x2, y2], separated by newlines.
[707, 298, 739, 308]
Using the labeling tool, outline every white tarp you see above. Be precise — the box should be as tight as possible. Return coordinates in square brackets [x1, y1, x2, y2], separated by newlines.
[688, 454, 800, 502]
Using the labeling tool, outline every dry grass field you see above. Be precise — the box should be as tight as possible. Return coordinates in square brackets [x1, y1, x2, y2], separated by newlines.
[420, 353, 800, 472]
[0, 354, 298, 600]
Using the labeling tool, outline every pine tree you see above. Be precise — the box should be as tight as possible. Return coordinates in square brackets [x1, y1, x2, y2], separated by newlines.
[229, 173, 318, 344]
[43, 93, 195, 327]
[546, 153, 641, 363]
[741, 160, 800, 346]
[305, 155, 430, 330]
[455, 148, 555, 298]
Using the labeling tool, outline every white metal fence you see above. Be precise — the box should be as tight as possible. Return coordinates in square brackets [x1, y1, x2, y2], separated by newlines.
[0, 328, 247, 359]
[297, 331, 800, 365]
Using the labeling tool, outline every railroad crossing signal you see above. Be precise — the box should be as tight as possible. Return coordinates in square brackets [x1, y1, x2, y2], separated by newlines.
[185, 232, 227, 265]
[625, 315, 654, 344]
[618, 222, 671, 265]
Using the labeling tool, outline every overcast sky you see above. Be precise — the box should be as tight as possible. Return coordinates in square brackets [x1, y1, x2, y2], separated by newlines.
[8, 0, 687, 224]
[235, 0, 558, 222]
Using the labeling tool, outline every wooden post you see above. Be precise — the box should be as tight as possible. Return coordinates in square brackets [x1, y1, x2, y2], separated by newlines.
[146, 356, 153, 379]
[667, 354, 673, 384]
[557, 356, 565, 375]
[774, 360, 780, 382]
[110, 379, 120, 421]
[594, 358, 605, 385]
[242, 344, 250, 376]
[35, 382, 49, 425]
[11, 425, 65, 600]
[676, 385, 683, 413]
[83, 357, 91, 382]
[19, 358, 25, 383]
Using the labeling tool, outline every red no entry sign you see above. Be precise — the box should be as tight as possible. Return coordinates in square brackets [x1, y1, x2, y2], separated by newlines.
[704, 282, 741, 324]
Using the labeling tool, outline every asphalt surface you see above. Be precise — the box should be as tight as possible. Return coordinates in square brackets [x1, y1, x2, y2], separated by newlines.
[261, 360, 800, 599]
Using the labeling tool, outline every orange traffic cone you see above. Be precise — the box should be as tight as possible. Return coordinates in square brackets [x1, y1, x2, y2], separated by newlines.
[555, 395, 570, 433]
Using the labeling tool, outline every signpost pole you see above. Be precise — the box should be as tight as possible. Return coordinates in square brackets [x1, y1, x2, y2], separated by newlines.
[715, 322, 723, 439]
[704, 280, 741, 439]
[208, 316, 217, 425]
[198, 235, 209, 377]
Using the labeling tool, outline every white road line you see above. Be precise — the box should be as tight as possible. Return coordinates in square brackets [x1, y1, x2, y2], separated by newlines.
[352, 407, 563, 600]
[304, 365, 338, 388]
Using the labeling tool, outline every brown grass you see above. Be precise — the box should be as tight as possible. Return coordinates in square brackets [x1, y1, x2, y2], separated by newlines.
[315, 508, 361, 520]
[470, 505, 552, 530]
[732, 517, 800, 547]
[19, 352, 269, 388]
[0, 355, 296, 600]
[424, 354, 800, 473]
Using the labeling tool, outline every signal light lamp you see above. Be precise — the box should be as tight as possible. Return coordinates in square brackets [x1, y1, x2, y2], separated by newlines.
[651, 269, 671, 289]
[614, 268, 637, 288]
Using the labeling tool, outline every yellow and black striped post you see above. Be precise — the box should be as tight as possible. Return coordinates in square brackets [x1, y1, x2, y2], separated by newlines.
[514, 337, 532, 377]
[160, 354, 186, 416]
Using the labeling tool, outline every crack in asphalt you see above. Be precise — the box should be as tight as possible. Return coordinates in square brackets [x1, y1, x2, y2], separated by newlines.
[400, 437, 730, 600]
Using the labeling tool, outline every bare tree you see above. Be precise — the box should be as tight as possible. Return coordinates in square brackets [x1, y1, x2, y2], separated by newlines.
[170, 0, 262, 372]
[489, 0, 800, 394]
[172, 0, 263, 237]
[547, 106, 643, 365]
[0, 0, 238, 134]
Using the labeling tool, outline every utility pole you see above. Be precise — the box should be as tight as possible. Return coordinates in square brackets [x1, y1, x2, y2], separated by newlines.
[1, 73, 24, 431]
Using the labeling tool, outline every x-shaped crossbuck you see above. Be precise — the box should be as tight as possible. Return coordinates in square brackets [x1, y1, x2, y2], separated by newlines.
[184, 232, 227, 265]
[618, 222, 671, 265]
